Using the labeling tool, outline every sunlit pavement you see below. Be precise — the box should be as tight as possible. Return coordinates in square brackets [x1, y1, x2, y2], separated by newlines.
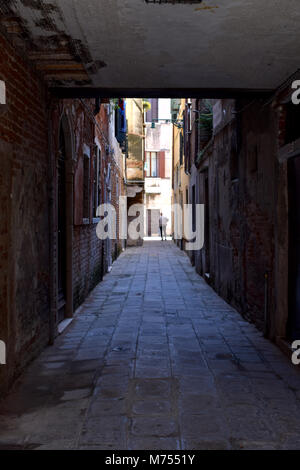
[1, 241, 300, 450]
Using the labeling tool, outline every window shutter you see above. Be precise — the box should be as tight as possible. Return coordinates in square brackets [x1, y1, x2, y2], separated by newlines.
[152, 99, 158, 122]
[158, 151, 165, 178]
[180, 131, 184, 166]
[145, 98, 159, 123]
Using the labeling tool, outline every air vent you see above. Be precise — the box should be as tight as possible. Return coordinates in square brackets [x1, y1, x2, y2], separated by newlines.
[145, 0, 202, 4]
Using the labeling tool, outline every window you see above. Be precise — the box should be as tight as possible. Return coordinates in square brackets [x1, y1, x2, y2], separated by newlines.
[180, 130, 184, 166]
[83, 153, 90, 220]
[146, 151, 158, 177]
[151, 153, 157, 177]
[145, 151, 166, 177]
[145, 98, 158, 123]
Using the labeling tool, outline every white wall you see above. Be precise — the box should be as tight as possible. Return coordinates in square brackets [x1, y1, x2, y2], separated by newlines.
[144, 99, 173, 237]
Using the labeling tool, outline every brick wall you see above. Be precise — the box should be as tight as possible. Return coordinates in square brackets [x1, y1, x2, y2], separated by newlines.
[0, 30, 50, 395]
[196, 99, 277, 334]
[0, 33, 127, 398]
[73, 224, 104, 310]
[50, 98, 106, 313]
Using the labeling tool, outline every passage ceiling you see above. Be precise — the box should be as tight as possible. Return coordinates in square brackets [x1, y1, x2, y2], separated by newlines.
[0, 0, 299, 96]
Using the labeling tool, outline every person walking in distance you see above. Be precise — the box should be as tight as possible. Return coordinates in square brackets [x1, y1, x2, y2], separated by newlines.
[159, 212, 168, 241]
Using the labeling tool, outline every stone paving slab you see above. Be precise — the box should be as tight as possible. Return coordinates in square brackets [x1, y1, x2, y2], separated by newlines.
[0, 241, 300, 450]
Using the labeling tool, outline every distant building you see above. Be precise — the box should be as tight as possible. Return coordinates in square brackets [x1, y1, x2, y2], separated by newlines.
[172, 99, 191, 248]
[144, 99, 173, 238]
[125, 98, 145, 246]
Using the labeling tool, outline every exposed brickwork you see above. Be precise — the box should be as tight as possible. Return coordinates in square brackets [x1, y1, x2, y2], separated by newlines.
[194, 99, 278, 335]
[49, 98, 106, 313]
[73, 224, 104, 310]
[0, 32, 126, 398]
[0, 30, 50, 396]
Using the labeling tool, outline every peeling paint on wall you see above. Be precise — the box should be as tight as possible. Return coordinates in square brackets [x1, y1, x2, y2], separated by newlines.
[0, 0, 106, 86]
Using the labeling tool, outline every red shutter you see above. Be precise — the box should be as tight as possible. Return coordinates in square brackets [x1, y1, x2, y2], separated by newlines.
[158, 151, 165, 178]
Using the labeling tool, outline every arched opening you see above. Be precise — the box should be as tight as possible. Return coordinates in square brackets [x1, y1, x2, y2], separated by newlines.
[57, 114, 74, 325]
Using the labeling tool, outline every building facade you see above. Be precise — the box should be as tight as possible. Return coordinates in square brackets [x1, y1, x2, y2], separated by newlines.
[144, 99, 173, 238]
[125, 98, 145, 246]
[172, 99, 192, 249]
[0, 28, 128, 397]
[172, 88, 300, 352]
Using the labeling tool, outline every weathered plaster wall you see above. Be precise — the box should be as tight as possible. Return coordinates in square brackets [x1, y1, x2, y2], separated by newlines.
[145, 119, 172, 237]
[126, 99, 144, 182]
[197, 99, 278, 334]
[94, 103, 126, 269]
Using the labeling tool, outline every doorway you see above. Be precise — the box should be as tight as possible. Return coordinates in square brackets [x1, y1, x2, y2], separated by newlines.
[147, 209, 160, 237]
[56, 117, 74, 326]
[287, 154, 300, 341]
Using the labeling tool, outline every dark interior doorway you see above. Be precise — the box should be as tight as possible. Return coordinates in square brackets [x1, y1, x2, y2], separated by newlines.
[147, 209, 160, 236]
[147, 209, 151, 237]
[287, 154, 300, 341]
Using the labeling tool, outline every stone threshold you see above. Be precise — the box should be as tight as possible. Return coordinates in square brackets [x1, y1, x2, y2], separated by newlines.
[57, 318, 74, 335]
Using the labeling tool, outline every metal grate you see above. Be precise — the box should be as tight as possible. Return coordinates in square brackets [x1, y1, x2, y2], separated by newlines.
[145, 0, 202, 4]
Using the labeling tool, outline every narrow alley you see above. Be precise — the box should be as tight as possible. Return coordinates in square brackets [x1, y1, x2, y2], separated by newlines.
[1, 242, 299, 451]
[1, 1, 300, 454]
